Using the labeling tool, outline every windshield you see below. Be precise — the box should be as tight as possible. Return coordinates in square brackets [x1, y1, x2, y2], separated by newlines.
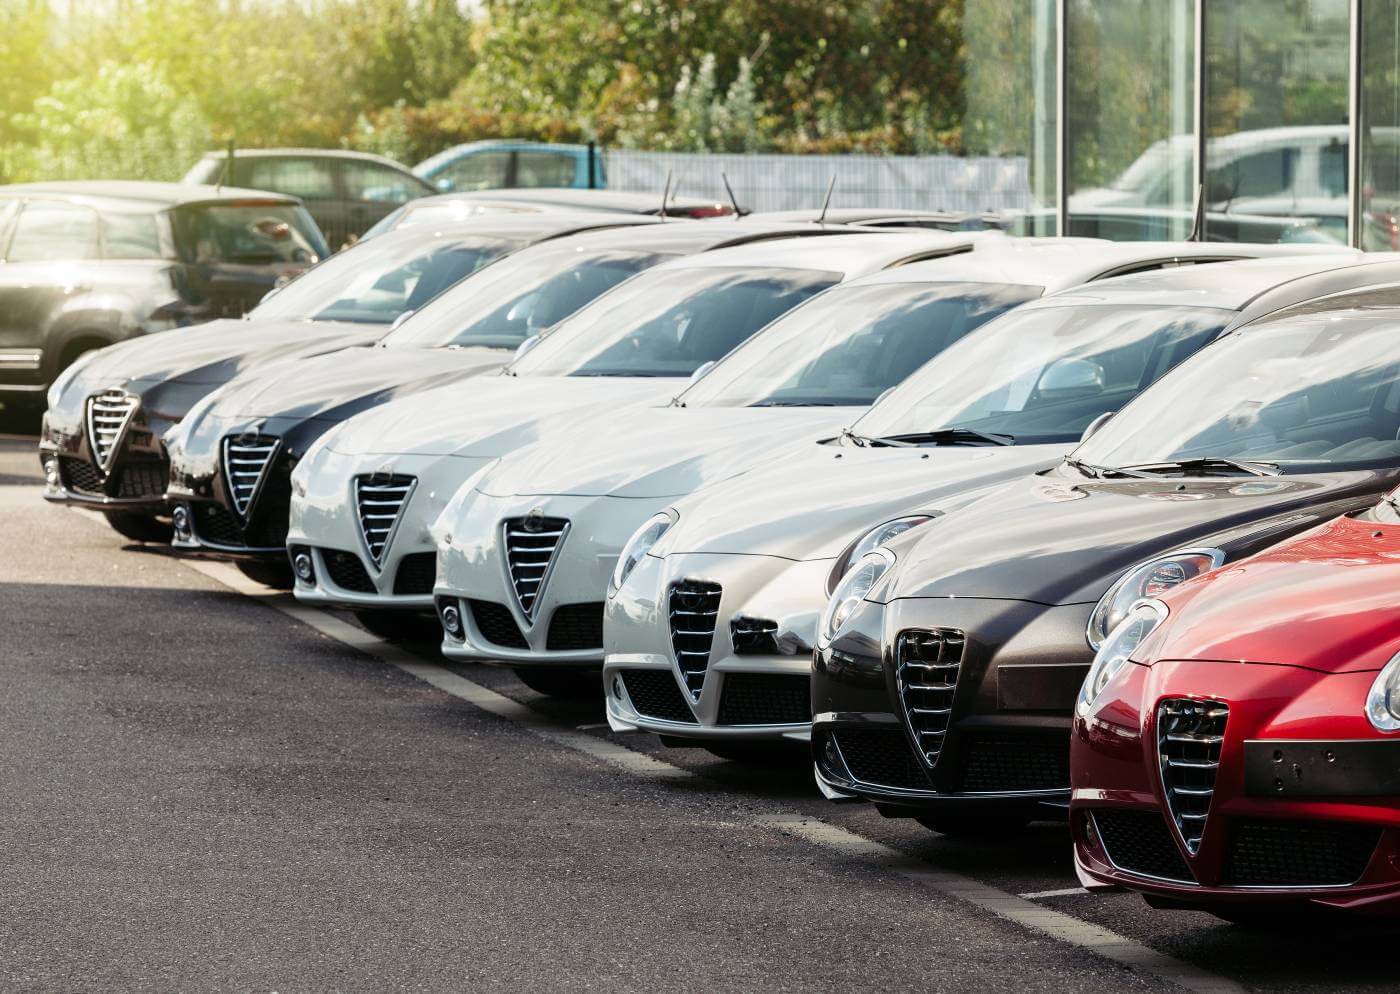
[382, 245, 670, 350]
[678, 281, 1040, 408]
[849, 304, 1232, 445]
[510, 266, 840, 378]
[1074, 312, 1400, 471]
[249, 233, 518, 325]
[170, 202, 327, 266]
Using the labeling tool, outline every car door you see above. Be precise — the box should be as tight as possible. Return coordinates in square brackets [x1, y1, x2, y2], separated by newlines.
[337, 160, 431, 241]
[240, 156, 344, 249]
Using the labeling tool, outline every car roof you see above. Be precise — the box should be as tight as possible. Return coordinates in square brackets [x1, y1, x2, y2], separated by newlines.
[199, 148, 415, 170]
[648, 231, 981, 279]
[754, 207, 974, 225]
[0, 180, 303, 210]
[347, 213, 663, 249]
[1234, 273, 1400, 330]
[520, 218, 897, 254]
[407, 188, 730, 214]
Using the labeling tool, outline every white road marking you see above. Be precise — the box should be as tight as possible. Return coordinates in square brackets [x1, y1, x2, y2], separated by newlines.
[184, 556, 1243, 994]
[1020, 887, 1092, 900]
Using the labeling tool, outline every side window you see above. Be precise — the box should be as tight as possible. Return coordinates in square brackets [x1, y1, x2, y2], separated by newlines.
[7, 201, 99, 262]
[437, 151, 511, 192]
[340, 162, 423, 205]
[102, 212, 165, 259]
[515, 151, 577, 187]
[1319, 140, 1348, 197]
[1211, 148, 1297, 201]
[246, 158, 336, 201]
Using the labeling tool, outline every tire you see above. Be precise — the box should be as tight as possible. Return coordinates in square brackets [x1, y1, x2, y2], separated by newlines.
[914, 810, 1031, 838]
[703, 741, 810, 765]
[103, 510, 173, 543]
[353, 609, 441, 643]
[513, 666, 601, 699]
[234, 559, 294, 590]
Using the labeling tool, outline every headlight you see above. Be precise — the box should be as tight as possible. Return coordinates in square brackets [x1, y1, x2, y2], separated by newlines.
[830, 515, 935, 591]
[1086, 547, 1223, 649]
[1365, 650, 1400, 732]
[819, 549, 895, 647]
[1077, 599, 1167, 716]
[610, 509, 676, 595]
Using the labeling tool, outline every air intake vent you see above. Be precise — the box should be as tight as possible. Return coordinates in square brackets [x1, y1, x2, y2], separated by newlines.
[355, 474, 415, 566]
[502, 516, 569, 618]
[222, 435, 279, 518]
[668, 580, 722, 700]
[1157, 698, 1228, 855]
[895, 628, 964, 768]
[86, 390, 138, 472]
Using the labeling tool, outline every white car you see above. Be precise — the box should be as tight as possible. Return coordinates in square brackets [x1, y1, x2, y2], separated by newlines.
[428, 238, 1315, 695]
[286, 231, 980, 636]
[600, 253, 1396, 758]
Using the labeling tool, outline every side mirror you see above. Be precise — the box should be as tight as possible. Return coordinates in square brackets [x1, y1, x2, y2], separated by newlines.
[1037, 358, 1105, 400]
[389, 309, 415, 331]
[513, 334, 542, 362]
[1080, 410, 1115, 443]
[436, 177, 455, 192]
[689, 360, 716, 382]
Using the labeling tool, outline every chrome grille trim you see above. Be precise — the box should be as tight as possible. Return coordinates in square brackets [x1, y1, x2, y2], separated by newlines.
[1157, 698, 1228, 855]
[85, 389, 139, 474]
[502, 516, 569, 619]
[354, 474, 416, 568]
[895, 628, 965, 768]
[667, 580, 722, 700]
[221, 435, 280, 519]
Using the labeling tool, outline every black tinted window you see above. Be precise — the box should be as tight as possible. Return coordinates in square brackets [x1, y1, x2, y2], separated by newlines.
[171, 203, 325, 265]
[7, 201, 99, 262]
[244, 158, 336, 200]
[340, 162, 425, 204]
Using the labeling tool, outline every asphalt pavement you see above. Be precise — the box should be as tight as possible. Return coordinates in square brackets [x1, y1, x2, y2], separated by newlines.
[1, 434, 1394, 993]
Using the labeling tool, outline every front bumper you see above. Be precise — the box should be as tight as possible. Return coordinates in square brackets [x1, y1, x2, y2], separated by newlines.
[436, 491, 661, 668]
[1072, 658, 1400, 913]
[811, 594, 1093, 811]
[603, 551, 831, 742]
[39, 401, 172, 515]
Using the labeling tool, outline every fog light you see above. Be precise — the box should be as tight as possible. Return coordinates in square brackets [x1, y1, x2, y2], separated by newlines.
[440, 604, 464, 639]
[43, 457, 59, 488]
[172, 504, 191, 537]
[292, 553, 314, 583]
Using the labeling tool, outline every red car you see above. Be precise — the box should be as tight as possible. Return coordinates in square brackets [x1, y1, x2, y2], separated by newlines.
[1071, 494, 1400, 919]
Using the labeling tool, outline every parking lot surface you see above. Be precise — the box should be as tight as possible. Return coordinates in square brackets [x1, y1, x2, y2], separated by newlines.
[1, 434, 1394, 992]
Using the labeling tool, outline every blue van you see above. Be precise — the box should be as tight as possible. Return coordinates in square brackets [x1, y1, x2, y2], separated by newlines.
[413, 141, 606, 193]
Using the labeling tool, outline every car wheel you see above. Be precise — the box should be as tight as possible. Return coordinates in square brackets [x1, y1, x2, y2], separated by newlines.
[103, 510, 174, 543]
[702, 741, 810, 765]
[513, 666, 600, 699]
[914, 810, 1031, 837]
[353, 609, 441, 643]
[234, 559, 294, 589]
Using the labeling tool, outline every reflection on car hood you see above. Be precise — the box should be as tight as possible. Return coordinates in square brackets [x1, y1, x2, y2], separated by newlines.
[888, 470, 1396, 606]
[1148, 513, 1400, 673]
[476, 406, 854, 499]
[324, 376, 684, 459]
[662, 443, 1066, 560]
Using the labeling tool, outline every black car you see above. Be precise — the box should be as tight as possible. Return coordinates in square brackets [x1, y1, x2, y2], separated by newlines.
[0, 181, 326, 406]
[184, 149, 437, 248]
[163, 219, 860, 580]
[812, 279, 1400, 835]
[39, 213, 642, 542]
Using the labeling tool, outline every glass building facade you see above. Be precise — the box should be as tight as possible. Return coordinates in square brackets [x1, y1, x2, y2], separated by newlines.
[967, 0, 1400, 247]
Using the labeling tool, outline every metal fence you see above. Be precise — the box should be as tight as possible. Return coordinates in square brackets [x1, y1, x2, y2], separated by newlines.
[604, 149, 1034, 214]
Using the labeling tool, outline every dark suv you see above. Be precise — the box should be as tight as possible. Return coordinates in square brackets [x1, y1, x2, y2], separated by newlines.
[0, 181, 326, 406]
[184, 149, 436, 248]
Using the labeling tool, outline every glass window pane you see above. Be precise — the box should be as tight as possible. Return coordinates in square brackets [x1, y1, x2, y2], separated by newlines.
[1361, 0, 1400, 250]
[437, 151, 511, 192]
[102, 212, 165, 260]
[1066, 0, 1197, 241]
[515, 151, 577, 187]
[340, 162, 422, 204]
[246, 158, 336, 200]
[7, 201, 99, 262]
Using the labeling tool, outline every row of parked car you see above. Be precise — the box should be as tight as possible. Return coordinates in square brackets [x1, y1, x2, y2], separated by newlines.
[22, 178, 1400, 923]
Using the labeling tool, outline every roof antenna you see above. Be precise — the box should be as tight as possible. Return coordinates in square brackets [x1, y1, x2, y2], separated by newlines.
[659, 169, 673, 222]
[721, 172, 742, 220]
[1188, 182, 1205, 242]
[817, 174, 837, 226]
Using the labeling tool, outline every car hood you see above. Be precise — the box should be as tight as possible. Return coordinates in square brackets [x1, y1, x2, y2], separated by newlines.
[1147, 512, 1400, 673]
[887, 469, 1397, 606]
[475, 406, 856, 499]
[661, 442, 1067, 560]
[323, 376, 685, 459]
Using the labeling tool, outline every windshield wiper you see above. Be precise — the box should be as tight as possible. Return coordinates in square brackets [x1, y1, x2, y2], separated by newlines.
[1114, 456, 1282, 478]
[871, 427, 1014, 447]
[1064, 457, 1155, 480]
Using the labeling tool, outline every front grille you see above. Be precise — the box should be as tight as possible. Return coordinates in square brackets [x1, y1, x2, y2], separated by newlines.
[192, 503, 244, 547]
[222, 434, 279, 517]
[355, 474, 415, 566]
[669, 580, 722, 699]
[829, 728, 933, 790]
[716, 673, 810, 725]
[730, 616, 779, 655]
[956, 733, 1070, 792]
[1093, 809, 1194, 884]
[619, 669, 697, 724]
[86, 389, 138, 471]
[114, 459, 168, 499]
[546, 602, 604, 651]
[502, 516, 569, 618]
[59, 457, 104, 496]
[322, 548, 375, 593]
[393, 552, 436, 595]
[895, 628, 964, 767]
[469, 599, 528, 649]
[1224, 821, 1382, 887]
[1158, 698, 1227, 854]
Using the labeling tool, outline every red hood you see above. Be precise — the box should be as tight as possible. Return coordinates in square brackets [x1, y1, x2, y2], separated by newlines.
[1149, 513, 1400, 673]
